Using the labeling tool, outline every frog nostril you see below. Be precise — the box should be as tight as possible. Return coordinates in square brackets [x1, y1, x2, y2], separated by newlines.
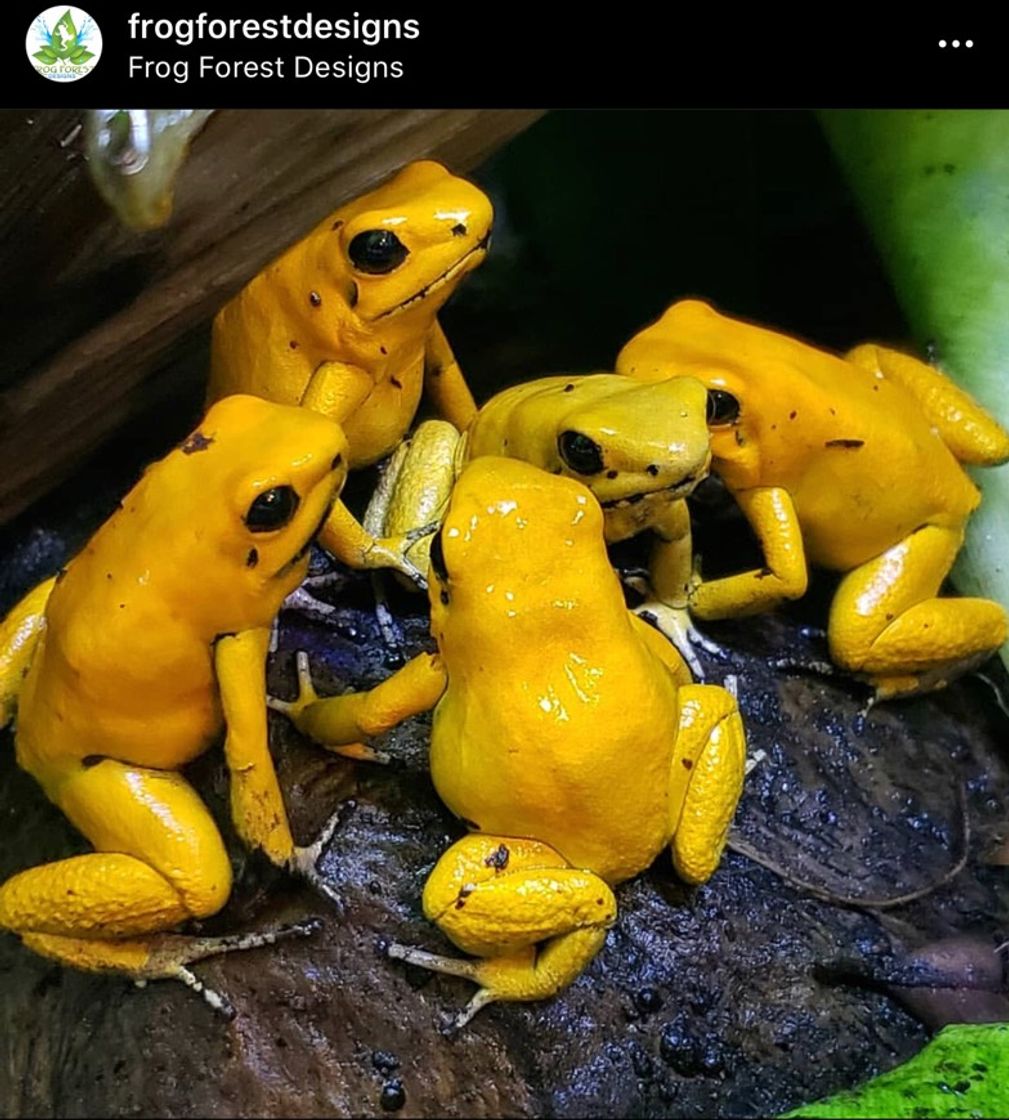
[450, 222, 467, 237]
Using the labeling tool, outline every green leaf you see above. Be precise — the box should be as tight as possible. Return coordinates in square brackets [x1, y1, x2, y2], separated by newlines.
[57, 9, 77, 40]
[821, 110, 1009, 673]
[782, 1023, 1009, 1117]
[50, 9, 78, 57]
[70, 47, 93, 63]
[33, 48, 58, 63]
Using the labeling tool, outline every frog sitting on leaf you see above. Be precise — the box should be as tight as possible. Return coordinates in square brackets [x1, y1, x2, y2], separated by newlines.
[0, 396, 365, 1013]
[208, 160, 492, 586]
[618, 299, 1009, 699]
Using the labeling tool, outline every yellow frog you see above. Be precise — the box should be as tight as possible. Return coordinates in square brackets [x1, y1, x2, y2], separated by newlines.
[364, 373, 715, 672]
[617, 298, 1009, 699]
[272, 457, 746, 1026]
[0, 395, 357, 1010]
[208, 160, 493, 583]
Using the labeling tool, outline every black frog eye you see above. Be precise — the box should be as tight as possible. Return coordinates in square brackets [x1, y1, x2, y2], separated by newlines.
[245, 486, 300, 532]
[706, 389, 740, 426]
[348, 229, 410, 274]
[429, 528, 449, 583]
[558, 430, 605, 475]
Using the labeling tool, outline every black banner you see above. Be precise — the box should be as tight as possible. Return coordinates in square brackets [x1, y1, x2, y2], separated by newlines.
[11, 4, 1003, 108]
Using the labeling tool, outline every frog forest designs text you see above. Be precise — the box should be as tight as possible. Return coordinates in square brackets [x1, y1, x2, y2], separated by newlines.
[618, 299, 1009, 699]
[209, 160, 493, 584]
[0, 396, 361, 1011]
[273, 457, 747, 1026]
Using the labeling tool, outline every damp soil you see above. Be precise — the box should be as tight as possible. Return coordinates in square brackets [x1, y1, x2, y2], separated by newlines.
[1, 497, 1007, 1118]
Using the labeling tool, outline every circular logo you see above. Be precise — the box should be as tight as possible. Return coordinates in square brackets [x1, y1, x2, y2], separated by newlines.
[27, 7, 102, 81]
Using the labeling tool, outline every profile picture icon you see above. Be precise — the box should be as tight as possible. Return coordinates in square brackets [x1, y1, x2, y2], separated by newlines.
[27, 7, 102, 81]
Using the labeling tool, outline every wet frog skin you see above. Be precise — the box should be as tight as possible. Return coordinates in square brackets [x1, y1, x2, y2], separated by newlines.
[0, 395, 351, 1003]
[208, 160, 493, 584]
[617, 299, 1009, 699]
[274, 457, 746, 1026]
[365, 373, 715, 671]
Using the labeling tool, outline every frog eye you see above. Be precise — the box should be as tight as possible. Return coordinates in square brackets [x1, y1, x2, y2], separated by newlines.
[429, 527, 449, 583]
[245, 486, 300, 532]
[348, 229, 410, 274]
[706, 389, 740, 426]
[558, 430, 605, 475]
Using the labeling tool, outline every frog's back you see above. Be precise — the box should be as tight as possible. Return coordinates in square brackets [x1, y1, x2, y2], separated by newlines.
[16, 516, 222, 780]
[209, 247, 362, 407]
[431, 622, 680, 885]
[467, 375, 600, 463]
[621, 300, 981, 569]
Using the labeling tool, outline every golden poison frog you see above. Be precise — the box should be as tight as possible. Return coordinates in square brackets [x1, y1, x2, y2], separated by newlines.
[618, 299, 1009, 699]
[208, 160, 493, 586]
[0, 395, 361, 1011]
[272, 457, 746, 1026]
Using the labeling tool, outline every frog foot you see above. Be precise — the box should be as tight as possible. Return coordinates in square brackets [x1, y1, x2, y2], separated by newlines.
[286, 802, 355, 912]
[386, 942, 494, 1031]
[282, 581, 341, 622]
[372, 584, 405, 655]
[140, 918, 322, 1019]
[744, 747, 767, 777]
[365, 530, 431, 590]
[268, 652, 390, 764]
[268, 650, 322, 720]
[634, 600, 724, 679]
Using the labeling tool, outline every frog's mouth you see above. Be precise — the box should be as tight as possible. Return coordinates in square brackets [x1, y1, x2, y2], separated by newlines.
[600, 470, 704, 510]
[374, 232, 492, 320]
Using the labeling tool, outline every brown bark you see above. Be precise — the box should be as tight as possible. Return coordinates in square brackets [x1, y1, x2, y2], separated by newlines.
[0, 108, 544, 524]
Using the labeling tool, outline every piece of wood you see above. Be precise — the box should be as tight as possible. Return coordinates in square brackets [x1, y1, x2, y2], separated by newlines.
[0, 108, 544, 524]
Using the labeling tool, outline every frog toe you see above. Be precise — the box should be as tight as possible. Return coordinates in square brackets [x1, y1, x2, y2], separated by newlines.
[634, 600, 725, 678]
[267, 650, 322, 719]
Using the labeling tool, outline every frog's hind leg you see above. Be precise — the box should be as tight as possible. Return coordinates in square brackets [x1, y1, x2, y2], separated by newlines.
[362, 419, 461, 649]
[363, 419, 461, 584]
[290, 421, 459, 639]
[0, 575, 57, 727]
[0, 757, 306, 1013]
[387, 833, 616, 1028]
[363, 437, 421, 652]
[827, 524, 1008, 700]
[846, 344, 1009, 465]
[669, 683, 747, 885]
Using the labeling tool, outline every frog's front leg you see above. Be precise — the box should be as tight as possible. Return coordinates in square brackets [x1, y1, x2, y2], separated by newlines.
[216, 630, 343, 902]
[827, 524, 1008, 700]
[630, 500, 722, 676]
[669, 683, 747, 884]
[0, 575, 57, 726]
[423, 319, 478, 432]
[846, 344, 1009, 466]
[387, 834, 616, 1028]
[689, 486, 808, 620]
[0, 755, 314, 1015]
[298, 359, 427, 586]
[317, 503, 426, 588]
[271, 650, 448, 749]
